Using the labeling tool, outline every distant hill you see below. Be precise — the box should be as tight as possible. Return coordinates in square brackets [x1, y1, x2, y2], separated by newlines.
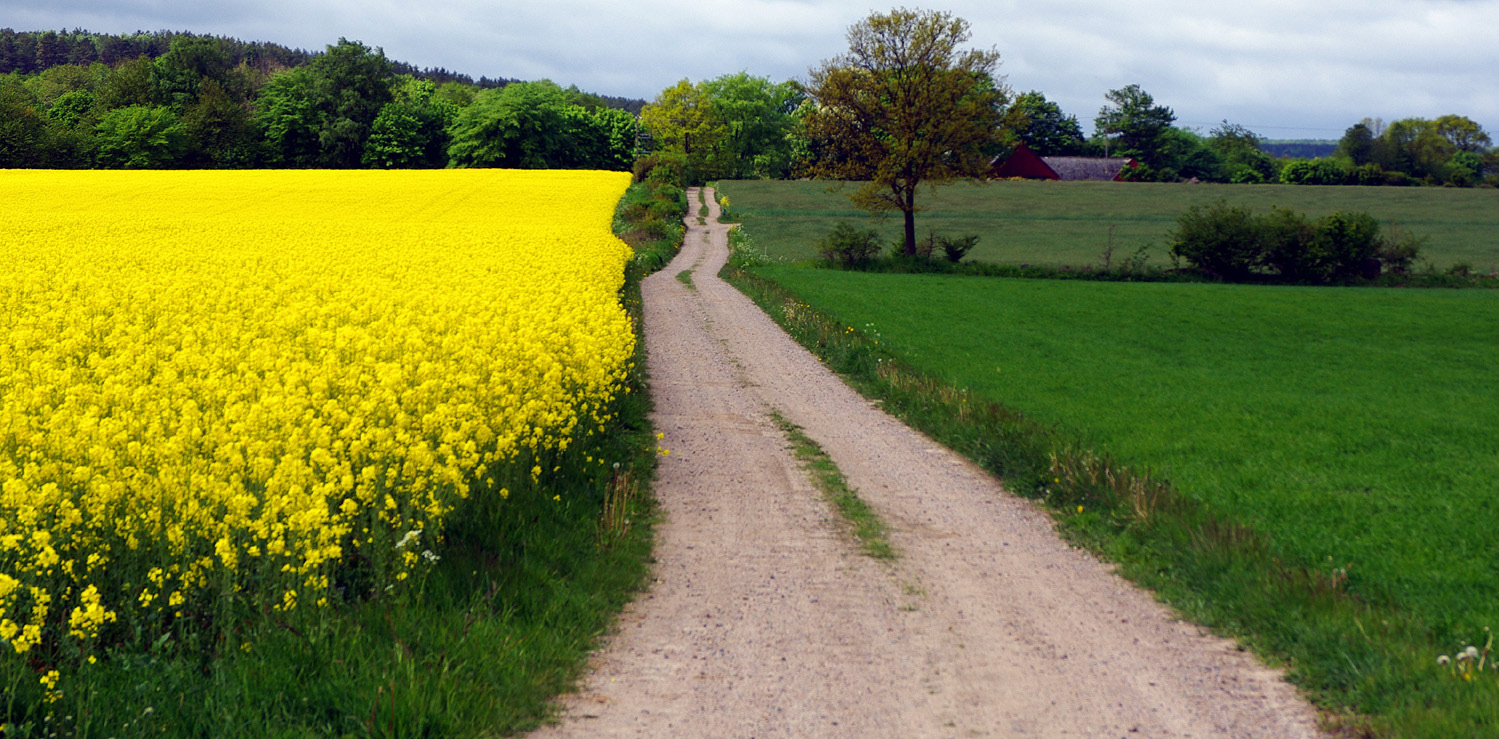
[1260, 140, 1339, 159]
[0, 28, 645, 113]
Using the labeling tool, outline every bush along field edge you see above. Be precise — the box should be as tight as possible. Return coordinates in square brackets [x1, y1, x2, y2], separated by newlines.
[717, 228, 1498, 738]
[801, 204, 1496, 290]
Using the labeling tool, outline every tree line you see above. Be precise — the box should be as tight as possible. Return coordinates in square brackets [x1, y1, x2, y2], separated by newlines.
[4, 25, 1493, 193]
[632, 57, 1494, 194]
[0, 31, 642, 170]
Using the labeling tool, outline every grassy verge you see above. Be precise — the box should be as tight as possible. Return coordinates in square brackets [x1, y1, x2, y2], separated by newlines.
[770, 412, 895, 561]
[722, 264, 1499, 738]
[2, 185, 681, 739]
[715, 179, 1499, 272]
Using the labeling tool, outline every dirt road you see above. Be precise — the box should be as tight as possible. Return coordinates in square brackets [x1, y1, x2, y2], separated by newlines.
[528, 189, 1325, 738]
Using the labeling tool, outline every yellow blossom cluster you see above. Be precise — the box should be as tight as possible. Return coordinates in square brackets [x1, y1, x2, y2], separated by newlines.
[0, 169, 634, 663]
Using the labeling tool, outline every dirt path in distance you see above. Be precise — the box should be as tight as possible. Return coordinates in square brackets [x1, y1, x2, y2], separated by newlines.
[528, 188, 1326, 738]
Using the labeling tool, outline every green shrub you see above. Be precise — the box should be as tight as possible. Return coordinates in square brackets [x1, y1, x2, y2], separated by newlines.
[939, 234, 980, 263]
[632, 150, 687, 187]
[817, 222, 882, 268]
[1171, 200, 1422, 284]
[1169, 200, 1264, 280]
[1280, 158, 1350, 186]
[1312, 210, 1383, 281]
[1377, 222, 1427, 274]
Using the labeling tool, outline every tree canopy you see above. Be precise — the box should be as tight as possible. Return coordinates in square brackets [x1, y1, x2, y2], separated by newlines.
[999, 90, 1085, 156]
[1094, 84, 1175, 162]
[447, 80, 637, 170]
[804, 8, 1008, 255]
[638, 72, 802, 182]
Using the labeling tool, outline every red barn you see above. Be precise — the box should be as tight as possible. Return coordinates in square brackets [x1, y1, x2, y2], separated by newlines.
[990, 144, 1138, 182]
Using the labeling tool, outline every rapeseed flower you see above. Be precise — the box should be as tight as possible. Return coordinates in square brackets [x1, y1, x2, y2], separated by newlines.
[0, 169, 634, 683]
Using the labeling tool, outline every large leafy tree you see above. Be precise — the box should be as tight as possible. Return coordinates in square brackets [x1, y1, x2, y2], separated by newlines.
[362, 76, 456, 168]
[1338, 122, 1376, 166]
[447, 81, 570, 168]
[182, 79, 256, 167]
[94, 104, 185, 168]
[0, 78, 49, 167]
[700, 72, 804, 179]
[639, 79, 727, 181]
[308, 39, 393, 167]
[1209, 121, 1277, 183]
[447, 80, 632, 169]
[151, 36, 234, 110]
[805, 8, 1007, 256]
[1000, 90, 1085, 156]
[257, 67, 322, 166]
[1094, 83, 1175, 162]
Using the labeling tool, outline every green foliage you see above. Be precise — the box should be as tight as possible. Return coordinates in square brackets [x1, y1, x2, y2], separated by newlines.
[1280, 157, 1350, 185]
[255, 67, 322, 166]
[633, 149, 688, 187]
[150, 36, 234, 110]
[700, 72, 803, 179]
[181, 79, 256, 167]
[361, 77, 454, 168]
[1094, 84, 1175, 164]
[46, 87, 96, 128]
[1, 30, 647, 170]
[816, 222, 883, 268]
[447, 80, 635, 170]
[1210, 121, 1278, 183]
[938, 233, 979, 263]
[308, 39, 393, 167]
[94, 104, 185, 168]
[1000, 90, 1086, 156]
[613, 180, 688, 272]
[0, 76, 50, 167]
[1339, 122, 1375, 165]
[580, 106, 641, 171]
[447, 81, 570, 167]
[805, 8, 1008, 255]
[639, 72, 802, 182]
[1170, 200, 1413, 283]
[1168, 200, 1263, 279]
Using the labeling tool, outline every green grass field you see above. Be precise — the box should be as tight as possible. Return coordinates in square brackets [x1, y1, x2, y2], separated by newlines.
[742, 264, 1499, 736]
[717, 179, 1499, 271]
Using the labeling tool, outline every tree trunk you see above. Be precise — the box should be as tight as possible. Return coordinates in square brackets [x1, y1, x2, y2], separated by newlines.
[901, 186, 917, 256]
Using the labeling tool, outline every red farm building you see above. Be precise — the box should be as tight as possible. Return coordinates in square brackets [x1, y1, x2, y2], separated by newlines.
[990, 144, 1138, 182]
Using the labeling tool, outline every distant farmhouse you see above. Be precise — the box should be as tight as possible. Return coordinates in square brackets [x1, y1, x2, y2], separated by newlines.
[990, 144, 1138, 182]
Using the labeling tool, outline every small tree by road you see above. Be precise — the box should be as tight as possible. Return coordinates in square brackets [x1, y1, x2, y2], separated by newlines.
[804, 8, 1007, 256]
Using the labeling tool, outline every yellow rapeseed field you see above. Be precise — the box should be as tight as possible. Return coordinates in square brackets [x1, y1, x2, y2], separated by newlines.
[0, 169, 634, 686]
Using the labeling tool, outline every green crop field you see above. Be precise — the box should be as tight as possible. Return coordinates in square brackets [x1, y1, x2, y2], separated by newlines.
[717, 179, 1499, 271]
[741, 263, 1499, 735]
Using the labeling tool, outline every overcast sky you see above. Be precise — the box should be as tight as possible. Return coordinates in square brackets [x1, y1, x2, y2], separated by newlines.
[6, 0, 1496, 139]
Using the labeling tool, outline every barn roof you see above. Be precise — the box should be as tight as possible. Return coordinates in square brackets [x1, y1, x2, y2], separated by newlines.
[988, 144, 1058, 180]
[1041, 156, 1136, 182]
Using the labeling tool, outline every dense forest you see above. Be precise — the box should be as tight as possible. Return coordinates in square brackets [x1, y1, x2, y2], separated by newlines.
[0, 29, 644, 170]
[2, 28, 1493, 188]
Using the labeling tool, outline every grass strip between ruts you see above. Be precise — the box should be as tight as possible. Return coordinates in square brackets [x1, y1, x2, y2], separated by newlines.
[770, 412, 896, 561]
